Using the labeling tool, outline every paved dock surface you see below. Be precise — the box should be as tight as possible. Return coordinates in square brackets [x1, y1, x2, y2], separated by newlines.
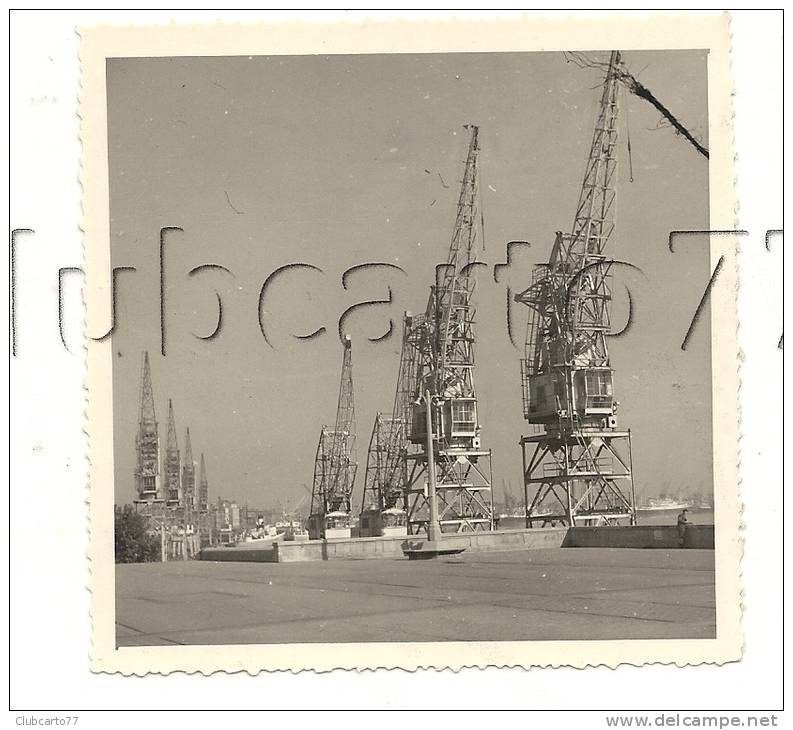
[116, 548, 716, 646]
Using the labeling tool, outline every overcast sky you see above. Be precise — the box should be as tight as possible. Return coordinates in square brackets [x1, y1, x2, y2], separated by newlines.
[108, 50, 711, 512]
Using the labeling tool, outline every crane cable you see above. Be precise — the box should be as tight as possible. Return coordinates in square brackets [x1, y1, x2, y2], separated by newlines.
[625, 88, 635, 183]
[475, 157, 486, 254]
[480, 186, 486, 253]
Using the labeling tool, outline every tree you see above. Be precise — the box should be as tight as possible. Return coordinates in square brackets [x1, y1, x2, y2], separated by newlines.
[114, 504, 161, 563]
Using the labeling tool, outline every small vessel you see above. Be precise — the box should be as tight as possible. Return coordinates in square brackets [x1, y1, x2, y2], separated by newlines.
[402, 537, 466, 560]
[638, 497, 691, 511]
[274, 520, 290, 534]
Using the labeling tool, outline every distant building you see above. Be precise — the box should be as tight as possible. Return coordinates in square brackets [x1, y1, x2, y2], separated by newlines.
[162, 399, 182, 506]
[134, 352, 161, 503]
[198, 453, 210, 512]
[181, 428, 196, 512]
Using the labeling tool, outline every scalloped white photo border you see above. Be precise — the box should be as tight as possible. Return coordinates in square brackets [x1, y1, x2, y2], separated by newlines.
[80, 13, 740, 674]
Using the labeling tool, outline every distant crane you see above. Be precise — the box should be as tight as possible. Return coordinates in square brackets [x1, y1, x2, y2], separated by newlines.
[515, 51, 637, 527]
[359, 314, 419, 536]
[360, 412, 408, 536]
[399, 124, 494, 535]
[308, 335, 358, 539]
[285, 492, 308, 521]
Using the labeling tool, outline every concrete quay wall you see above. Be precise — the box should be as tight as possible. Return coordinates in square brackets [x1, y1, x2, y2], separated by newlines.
[200, 543, 277, 562]
[273, 527, 569, 563]
[199, 525, 714, 563]
[565, 525, 715, 550]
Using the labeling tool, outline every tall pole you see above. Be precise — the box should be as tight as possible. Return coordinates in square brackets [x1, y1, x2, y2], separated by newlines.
[160, 503, 167, 562]
[521, 444, 529, 529]
[628, 430, 638, 526]
[425, 391, 441, 542]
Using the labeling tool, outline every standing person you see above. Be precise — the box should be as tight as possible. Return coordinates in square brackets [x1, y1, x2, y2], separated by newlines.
[677, 508, 690, 547]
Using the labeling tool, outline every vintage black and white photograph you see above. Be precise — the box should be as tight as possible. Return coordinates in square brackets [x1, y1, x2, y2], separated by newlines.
[81, 16, 740, 672]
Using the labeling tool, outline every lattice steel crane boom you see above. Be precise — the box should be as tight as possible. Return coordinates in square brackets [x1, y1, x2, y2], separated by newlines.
[308, 335, 358, 539]
[401, 124, 494, 535]
[515, 50, 637, 527]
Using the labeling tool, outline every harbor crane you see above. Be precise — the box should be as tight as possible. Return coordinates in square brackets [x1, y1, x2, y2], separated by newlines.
[361, 126, 493, 536]
[359, 412, 409, 536]
[308, 335, 358, 539]
[359, 312, 420, 537]
[399, 124, 494, 535]
[515, 51, 637, 527]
